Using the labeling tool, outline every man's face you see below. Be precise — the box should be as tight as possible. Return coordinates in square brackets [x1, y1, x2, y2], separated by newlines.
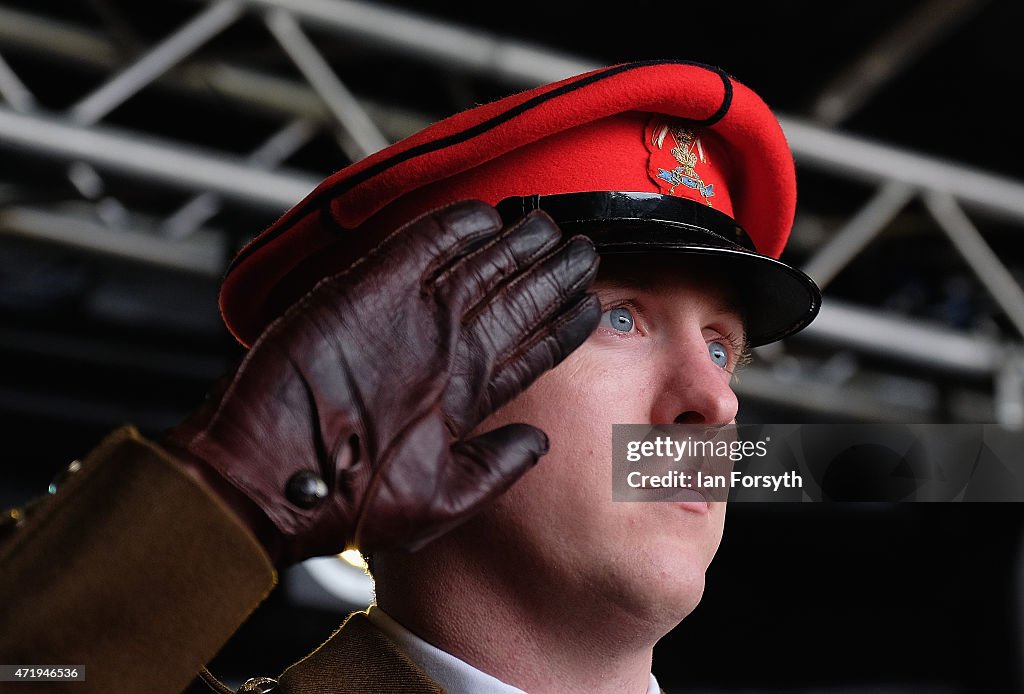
[458, 254, 746, 631]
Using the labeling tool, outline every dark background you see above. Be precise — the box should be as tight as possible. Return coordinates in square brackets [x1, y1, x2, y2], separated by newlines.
[1, 1, 1022, 692]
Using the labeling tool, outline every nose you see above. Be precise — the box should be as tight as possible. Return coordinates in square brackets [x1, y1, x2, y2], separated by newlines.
[649, 339, 739, 426]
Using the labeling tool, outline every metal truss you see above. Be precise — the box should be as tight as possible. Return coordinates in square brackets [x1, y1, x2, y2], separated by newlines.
[0, 1, 1022, 428]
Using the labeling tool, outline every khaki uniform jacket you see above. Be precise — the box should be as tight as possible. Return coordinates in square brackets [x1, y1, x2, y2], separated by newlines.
[0, 427, 444, 694]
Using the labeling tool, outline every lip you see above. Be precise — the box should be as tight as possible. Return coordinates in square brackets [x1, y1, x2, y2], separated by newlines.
[671, 488, 710, 515]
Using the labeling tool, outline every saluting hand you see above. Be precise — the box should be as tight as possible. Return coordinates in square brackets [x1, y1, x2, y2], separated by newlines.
[164, 200, 600, 566]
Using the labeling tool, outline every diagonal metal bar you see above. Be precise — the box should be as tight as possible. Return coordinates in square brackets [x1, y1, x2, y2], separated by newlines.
[811, 0, 989, 127]
[0, 51, 35, 112]
[263, 8, 388, 158]
[69, 0, 245, 125]
[56, 0, 242, 228]
[802, 180, 916, 289]
[243, 117, 320, 169]
[0, 6, 430, 140]
[923, 191, 1024, 339]
[0, 48, 113, 209]
[161, 117, 319, 239]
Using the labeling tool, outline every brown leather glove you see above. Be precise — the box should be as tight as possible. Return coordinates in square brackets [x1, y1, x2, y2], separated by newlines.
[164, 200, 600, 566]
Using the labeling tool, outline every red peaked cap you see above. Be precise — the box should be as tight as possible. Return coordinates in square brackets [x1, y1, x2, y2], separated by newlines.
[220, 60, 820, 348]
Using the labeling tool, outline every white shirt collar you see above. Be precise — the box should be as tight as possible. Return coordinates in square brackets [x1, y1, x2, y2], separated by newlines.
[366, 606, 661, 694]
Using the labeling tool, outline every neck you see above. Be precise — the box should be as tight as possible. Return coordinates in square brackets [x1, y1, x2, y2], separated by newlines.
[373, 541, 660, 694]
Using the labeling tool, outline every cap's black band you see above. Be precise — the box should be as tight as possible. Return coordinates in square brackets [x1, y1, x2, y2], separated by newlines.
[497, 190, 821, 346]
[496, 191, 757, 254]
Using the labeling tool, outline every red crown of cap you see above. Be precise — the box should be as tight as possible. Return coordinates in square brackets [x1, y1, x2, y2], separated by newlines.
[220, 60, 797, 347]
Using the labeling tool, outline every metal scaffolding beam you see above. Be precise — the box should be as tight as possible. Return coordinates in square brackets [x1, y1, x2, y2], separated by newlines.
[0, 205, 226, 276]
[5, 5, 1024, 227]
[227, 0, 601, 86]
[0, 2, 1022, 426]
[0, 6, 428, 137]
[801, 181, 916, 289]
[0, 106, 319, 209]
[780, 117, 1024, 222]
[68, 0, 245, 126]
[3, 103, 1024, 234]
[801, 299, 1005, 378]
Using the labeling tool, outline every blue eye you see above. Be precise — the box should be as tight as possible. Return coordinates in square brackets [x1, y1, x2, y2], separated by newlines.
[602, 306, 636, 333]
[708, 340, 729, 368]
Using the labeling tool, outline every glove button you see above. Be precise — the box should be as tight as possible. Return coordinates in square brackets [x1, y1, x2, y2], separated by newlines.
[285, 471, 328, 508]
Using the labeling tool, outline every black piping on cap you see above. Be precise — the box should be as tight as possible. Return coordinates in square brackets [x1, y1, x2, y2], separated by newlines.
[496, 191, 821, 347]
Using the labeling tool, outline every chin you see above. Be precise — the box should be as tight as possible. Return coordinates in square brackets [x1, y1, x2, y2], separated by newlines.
[599, 541, 713, 633]
[657, 562, 709, 623]
[659, 552, 711, 613]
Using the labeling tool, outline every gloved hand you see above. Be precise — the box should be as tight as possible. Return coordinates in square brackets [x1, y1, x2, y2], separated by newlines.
[164, 200, 600, 567]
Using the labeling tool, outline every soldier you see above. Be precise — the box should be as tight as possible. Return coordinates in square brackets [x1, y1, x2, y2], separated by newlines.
[1, 60, 819, 693]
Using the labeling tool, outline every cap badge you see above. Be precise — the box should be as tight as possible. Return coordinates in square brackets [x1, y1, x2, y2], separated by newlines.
[645, 117, 714, 206]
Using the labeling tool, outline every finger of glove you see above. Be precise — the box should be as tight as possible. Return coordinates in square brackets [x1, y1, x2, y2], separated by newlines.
[401, 422, 549, 552]
[434, 210, 562, 315]
[442, 290, 602, 436]
[486, 292, 602, 417]
[463, 235, 599, 375]
[439, 237, 598, 433]
[352, 416, 543, 551]
[361, 199, 505, 282]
